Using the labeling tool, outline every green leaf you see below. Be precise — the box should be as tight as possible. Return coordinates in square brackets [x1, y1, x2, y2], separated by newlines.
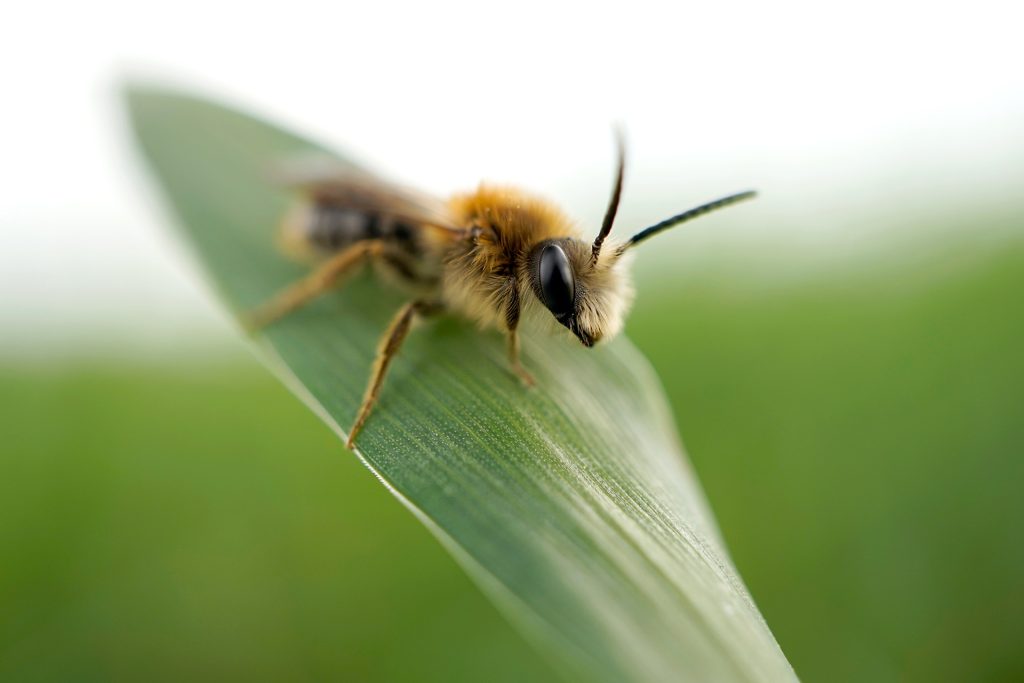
[124, 85, 797, 683]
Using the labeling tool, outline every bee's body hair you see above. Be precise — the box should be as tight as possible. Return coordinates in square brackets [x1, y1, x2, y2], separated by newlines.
[441, 185, 585, 334]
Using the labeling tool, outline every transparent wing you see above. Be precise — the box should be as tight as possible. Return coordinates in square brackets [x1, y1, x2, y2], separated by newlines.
[273, 156, 463, 234]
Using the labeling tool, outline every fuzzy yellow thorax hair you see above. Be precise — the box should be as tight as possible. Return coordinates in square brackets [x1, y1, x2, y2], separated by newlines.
[441, 185, 634, 343]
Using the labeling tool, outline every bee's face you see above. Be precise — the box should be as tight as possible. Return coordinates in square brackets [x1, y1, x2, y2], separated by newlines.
[529, 239, 634, 347]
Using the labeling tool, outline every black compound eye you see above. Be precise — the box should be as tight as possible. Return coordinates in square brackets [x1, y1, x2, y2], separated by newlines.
[538, 243, 575, 317]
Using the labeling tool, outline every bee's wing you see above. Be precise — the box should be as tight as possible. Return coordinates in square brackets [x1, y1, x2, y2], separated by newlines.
[274, 156, 464, 235]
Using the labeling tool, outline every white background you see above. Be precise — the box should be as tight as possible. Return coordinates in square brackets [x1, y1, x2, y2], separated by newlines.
[2, 0, 1022, 354]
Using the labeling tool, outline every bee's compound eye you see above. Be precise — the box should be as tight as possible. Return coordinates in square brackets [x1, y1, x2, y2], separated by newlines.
[539, 243, 575, 317]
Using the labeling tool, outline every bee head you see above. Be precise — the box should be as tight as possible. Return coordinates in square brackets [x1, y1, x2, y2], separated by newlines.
[530, 130, 756, 348]
[542, 129, 755, 348]
[529, 238, 633, 347]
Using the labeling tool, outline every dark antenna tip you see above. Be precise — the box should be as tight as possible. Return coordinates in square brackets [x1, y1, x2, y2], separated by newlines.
[591, 127, 626, 264]
[625, 190, 757, 249]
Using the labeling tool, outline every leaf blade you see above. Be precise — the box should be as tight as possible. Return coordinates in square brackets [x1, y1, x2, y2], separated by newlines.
[125, 85, 797, 683]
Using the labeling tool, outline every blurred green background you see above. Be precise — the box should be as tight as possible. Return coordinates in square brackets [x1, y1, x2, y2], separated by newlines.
[4, 0, 1021, 679]
[2, 214, 1022, 683]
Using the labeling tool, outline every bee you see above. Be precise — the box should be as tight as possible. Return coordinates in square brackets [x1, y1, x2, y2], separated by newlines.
[246, 135, 755, 447]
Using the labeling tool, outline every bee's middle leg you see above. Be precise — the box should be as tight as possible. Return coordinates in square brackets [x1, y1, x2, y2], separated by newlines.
[347, 299, 443, 448]
[244, 240, 384, 331]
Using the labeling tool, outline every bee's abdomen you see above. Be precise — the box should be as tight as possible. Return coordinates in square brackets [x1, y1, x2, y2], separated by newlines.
[303, 204, 417, 253]
[279, 200, 440, 287]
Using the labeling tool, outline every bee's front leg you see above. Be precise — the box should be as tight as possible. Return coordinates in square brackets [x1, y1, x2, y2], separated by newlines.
[506, 328, 536, 388]
[502, 280, 535, 387]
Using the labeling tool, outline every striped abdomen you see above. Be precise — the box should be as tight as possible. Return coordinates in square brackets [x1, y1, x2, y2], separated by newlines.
[310, 204, 418, 251]
[279, 200, 441, 287]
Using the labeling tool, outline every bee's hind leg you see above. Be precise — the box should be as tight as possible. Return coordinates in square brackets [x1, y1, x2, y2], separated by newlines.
[347, 299, 443, 448]
[243, 240, 385, 331]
